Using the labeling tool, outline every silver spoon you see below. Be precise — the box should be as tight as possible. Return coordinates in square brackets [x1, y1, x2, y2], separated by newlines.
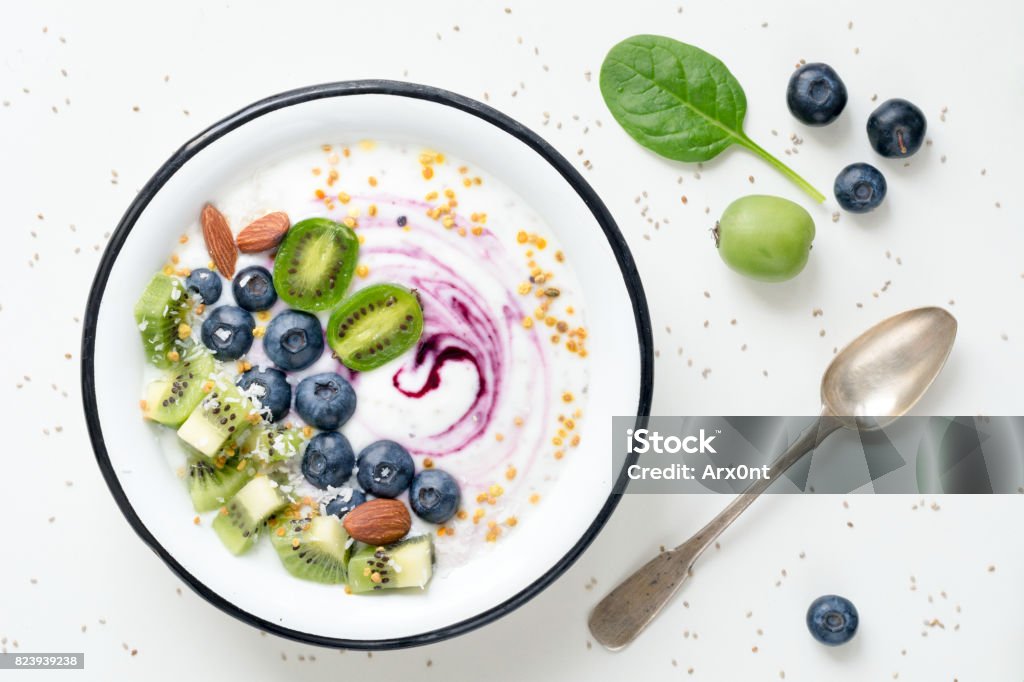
[589, 306, 957, 651]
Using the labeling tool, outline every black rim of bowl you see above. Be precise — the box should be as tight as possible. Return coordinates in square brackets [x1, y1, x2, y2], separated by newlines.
[80, 80, 654, 650]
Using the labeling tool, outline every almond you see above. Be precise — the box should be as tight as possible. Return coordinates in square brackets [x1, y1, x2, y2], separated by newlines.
[342, 498, 411, 546]
[200, 203, 237, 278]
[236, 211, 290, 253]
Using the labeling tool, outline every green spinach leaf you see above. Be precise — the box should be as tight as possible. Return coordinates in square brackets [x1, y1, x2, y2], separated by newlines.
[600, 35, 824, 203]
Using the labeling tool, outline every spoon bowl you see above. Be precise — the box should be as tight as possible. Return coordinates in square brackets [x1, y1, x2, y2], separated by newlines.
[822, 306, 958, 429]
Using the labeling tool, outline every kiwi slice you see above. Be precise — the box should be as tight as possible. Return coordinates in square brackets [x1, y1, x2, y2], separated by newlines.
[347, 534, 434, 593]
[186, 457, 254, 512]
[142, 349, 215, 427]
[239, 423, 307, 463]
[134, 272, 192, 368]
[177, 375, 255, 457]
[272, 218, 359, 312]
[211, 476, 287, 555]
[269, 515, 351, 584]
[326, 284, 424, 372]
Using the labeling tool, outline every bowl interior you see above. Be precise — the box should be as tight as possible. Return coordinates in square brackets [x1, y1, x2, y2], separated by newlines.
[88, 85, 647, 644]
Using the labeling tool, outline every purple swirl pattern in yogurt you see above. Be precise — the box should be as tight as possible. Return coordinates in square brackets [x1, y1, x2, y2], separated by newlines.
[335, 199, 551, 484]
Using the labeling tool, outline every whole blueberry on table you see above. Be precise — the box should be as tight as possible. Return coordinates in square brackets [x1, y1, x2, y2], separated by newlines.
[325, 488, 367, 517]
[834, 163, 887, 213]
[264, 309, 324, 371]
[232, 265, 277, 311]
[806, 594, 859, 645]
[185, 268, 222, 305]
[867, 98, 927, 158]
[236, 366, 292, 422]
[301, 431, 355, 489]
[294, 372, 356, 430]
[786, 63, 848, 126]
[356, 440, 415, 498]
[410, 469, 461, 524]
[200, 305, 254, 360]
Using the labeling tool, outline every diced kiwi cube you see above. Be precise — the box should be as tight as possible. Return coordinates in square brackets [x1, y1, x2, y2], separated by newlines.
[347, 534, 434, 593]
[269, 515, 351, 584]
[142, 349, 214, 427]
[186, 458, 254, 513]
[211, 476, 287, 555]
[177, 375, 255, 457]
[134, 272, 191, 368]
[239, 424, 308, 463]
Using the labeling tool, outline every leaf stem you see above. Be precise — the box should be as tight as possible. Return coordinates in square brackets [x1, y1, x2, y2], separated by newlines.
[739, 135, 825, 203]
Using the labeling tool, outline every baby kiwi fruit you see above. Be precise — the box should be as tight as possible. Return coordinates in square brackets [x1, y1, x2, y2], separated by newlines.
[273, 218, 359, 312]
[327, 284, 424, 372]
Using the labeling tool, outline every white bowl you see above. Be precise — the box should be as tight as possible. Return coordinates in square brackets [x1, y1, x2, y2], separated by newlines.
[82, 81, 653, 648]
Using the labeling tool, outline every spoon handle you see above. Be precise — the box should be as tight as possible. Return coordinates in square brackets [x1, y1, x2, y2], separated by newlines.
[588, 410, 843, 651]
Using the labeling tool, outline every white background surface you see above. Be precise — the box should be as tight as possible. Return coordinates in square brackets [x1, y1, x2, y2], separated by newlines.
[2, 0, 1023, 679]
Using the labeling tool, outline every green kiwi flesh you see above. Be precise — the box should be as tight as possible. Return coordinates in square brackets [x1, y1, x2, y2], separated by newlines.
[239, 424, 308, 463]
[143, 349, 215, 427]
[347, 534, 434, 593]
[134, 272, 191, 368]
[272, 218, 359, 312]
[211, 476, 287, 555]
[269, 515, 351, 584]
[187, 457, 254, 512]
[177, 374, 255, 457]
[327, 284, 424, 372]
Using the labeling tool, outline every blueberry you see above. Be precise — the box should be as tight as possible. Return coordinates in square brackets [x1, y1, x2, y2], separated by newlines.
[356, 440, 414, 498]
[301, 432, 355, 489]
[200, 305, 254, 360]
[236, 366, 291, 422]
[834, 163, 887, 213]
[232, 265, 277, 311]
[185, 268, 222, 304]
[806, 595, 859, 646]
[324, 488, 367, 517]
[786, 63, 847, 126]
[294, 372, 356, 430]
[867, 98, 927, 158]
[409, 469, 460, 524]
[263, 310, 324, 371]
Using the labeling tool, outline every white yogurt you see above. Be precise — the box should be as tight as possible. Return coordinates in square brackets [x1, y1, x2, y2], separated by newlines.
[147, 139, 591, 570]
